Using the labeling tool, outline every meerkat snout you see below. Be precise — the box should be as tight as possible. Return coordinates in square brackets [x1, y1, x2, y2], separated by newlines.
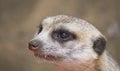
[29, 40, 43, 51]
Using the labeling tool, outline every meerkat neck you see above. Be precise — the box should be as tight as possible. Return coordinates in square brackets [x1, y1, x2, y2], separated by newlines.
[99, 51, 120, 71]
[54, 60, 100, 71]
[53, 52, 120, 71]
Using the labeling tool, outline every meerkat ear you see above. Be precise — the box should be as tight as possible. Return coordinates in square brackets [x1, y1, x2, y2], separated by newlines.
[93, 37, 106, 55]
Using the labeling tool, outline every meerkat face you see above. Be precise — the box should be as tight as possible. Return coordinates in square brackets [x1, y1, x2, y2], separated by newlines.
[28, 15, 106, 63]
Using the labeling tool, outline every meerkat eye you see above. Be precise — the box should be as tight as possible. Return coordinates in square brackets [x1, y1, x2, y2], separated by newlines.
[52, 30, 76, 42]
[38, 24, 43, 34]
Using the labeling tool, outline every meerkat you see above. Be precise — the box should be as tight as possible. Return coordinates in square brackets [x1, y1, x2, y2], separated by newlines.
[28, 15, 120, 71]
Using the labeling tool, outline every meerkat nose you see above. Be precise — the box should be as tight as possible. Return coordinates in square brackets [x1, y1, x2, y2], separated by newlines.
[28, 40, 41, 51]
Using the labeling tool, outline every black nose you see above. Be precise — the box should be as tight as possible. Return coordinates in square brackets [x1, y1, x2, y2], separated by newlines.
[28, 40, 41, 51]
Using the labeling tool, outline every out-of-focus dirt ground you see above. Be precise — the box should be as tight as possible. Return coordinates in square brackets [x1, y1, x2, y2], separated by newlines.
[0, 0, 120, 71]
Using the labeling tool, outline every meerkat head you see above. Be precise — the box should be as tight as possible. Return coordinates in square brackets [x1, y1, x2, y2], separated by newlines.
[28, 15, 106, 63]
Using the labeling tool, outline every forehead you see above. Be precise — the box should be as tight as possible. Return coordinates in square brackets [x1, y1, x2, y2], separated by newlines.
[41, 15, 101, 38]
[42, 15, 75, 25]
[42, 15, 84, 30]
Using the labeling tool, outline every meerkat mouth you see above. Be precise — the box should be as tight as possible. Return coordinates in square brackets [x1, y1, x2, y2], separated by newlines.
[34, 53, 62, 61]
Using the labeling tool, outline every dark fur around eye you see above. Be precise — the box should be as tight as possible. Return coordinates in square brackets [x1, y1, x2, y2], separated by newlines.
[38, 24, 43, 34]
[51, 30, 76, 43]
[93, 37, 106, 55]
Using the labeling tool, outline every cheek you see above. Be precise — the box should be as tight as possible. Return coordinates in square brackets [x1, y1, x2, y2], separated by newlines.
[42, 42, 70, 56]
[41, 41, 60, 53]
[65, 41, 85, 49]
[69, 48, 98, 61]
[55, 48, 71, 56]
[64, 42, 98, 60]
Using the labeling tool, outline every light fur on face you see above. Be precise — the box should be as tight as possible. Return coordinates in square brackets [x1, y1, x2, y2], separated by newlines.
[29, 15, 120, 71]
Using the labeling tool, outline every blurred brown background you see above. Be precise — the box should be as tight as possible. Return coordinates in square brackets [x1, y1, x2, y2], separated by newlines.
[0, 0, 120, 71]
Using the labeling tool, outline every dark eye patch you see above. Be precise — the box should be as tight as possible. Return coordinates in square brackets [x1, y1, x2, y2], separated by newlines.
[51, 29, 76, 43]
[38, 24, 43, 34]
